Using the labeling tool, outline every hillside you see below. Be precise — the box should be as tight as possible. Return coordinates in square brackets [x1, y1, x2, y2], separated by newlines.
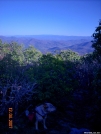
[0, 35, 93, 55]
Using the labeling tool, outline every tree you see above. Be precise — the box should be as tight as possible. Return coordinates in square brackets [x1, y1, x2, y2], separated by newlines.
[29, 53, 73, 104]
[0, 41, 25, 64]
[92, 20, 101, 57]
[56, 50, 80, 61]
[0, 40, 10, 60]
[9, 42, 25, 64]
[23, 46, 42, 64]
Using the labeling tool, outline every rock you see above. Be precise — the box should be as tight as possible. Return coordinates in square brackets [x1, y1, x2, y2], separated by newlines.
[48, 130, 60, 134]
[69, 128, 90, 134]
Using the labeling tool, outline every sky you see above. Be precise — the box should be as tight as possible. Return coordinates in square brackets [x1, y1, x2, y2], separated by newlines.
[0, 0, 101, 36]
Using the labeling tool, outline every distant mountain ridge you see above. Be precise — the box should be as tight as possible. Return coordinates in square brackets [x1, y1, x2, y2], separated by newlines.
[0, 35, 92, 41]
[0, 35, 93, 55]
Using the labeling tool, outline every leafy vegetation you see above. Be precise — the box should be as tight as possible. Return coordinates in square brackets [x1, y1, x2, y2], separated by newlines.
[0, 21, 101, 133]
[92, 20, 101, 56]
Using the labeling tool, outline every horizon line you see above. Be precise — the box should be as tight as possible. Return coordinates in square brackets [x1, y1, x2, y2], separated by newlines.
[0, 34, 92, 37]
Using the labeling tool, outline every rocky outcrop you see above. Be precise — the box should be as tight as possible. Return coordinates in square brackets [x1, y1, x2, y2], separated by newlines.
[69, 128, 90, 134]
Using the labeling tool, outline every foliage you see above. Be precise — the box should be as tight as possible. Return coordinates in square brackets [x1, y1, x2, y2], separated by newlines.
[0, 41, 24, 64]
[38, 54, 70, 99]
[23, 45, 42, 64]
[24, 53, 72, 104]
[55, 49, 80, 61]
[92, 20, 101, 59]
[0, 26, 101, 132]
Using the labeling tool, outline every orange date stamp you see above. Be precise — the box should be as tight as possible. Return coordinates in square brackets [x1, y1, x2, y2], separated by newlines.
[9, 108, 13, 128]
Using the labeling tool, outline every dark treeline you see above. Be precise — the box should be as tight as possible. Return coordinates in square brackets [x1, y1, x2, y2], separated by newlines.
[0, 20, 101, 133]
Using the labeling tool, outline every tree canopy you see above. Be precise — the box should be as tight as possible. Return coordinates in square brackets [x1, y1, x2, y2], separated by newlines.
[92, 20, 101, 57]
[0, 21, 101, 132]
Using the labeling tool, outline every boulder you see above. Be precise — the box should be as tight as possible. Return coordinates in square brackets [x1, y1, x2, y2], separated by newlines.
[69, 128, 90, 134]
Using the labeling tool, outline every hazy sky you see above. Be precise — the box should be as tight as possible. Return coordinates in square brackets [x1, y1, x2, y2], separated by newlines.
[0, 0, 101, 36]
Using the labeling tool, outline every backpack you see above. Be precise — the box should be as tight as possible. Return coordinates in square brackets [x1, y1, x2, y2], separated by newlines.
[28, 113, 35, 121]
[25, 109, 35, 122]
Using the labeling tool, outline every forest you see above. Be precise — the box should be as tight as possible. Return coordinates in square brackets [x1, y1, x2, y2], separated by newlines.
[0, 21, 101, 134]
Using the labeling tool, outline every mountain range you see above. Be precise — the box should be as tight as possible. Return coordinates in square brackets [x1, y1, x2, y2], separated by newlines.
[0, 35, 94, 55]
